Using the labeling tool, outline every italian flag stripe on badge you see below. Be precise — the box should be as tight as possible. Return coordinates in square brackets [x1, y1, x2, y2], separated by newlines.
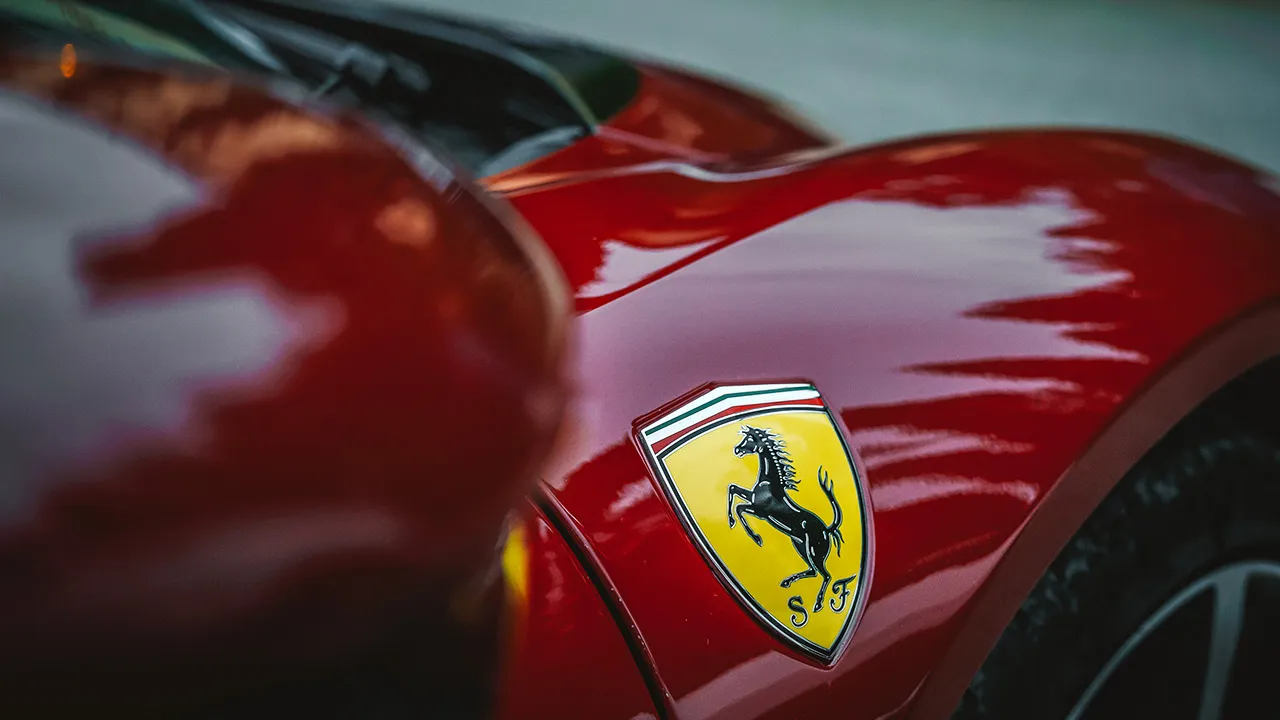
[641, 383, 822, 455]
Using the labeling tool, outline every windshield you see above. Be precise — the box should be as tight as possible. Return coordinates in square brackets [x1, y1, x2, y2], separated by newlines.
[0, 0, 640, 175]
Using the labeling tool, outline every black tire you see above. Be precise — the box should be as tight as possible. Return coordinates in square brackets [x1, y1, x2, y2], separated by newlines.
[954, 403, 1280, 720]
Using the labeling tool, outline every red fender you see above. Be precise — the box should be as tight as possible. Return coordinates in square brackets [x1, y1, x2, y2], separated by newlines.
[502, 129, 1280, 719]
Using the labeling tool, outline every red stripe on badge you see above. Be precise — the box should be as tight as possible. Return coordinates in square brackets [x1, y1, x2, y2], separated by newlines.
[650, 397, 825, 455]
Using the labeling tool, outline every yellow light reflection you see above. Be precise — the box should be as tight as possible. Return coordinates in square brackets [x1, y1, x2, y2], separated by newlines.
[60, 44, 76, 79]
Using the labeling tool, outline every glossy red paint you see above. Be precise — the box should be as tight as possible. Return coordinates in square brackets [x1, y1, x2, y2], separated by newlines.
[497, 502, 659, 720]
[486, 63, 832, 194]
[0, 55, 569, 711]
[7, 35, 1280, 720]
[504, 131, 1280, 718]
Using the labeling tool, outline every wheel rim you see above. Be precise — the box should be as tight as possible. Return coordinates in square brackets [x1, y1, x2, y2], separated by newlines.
[1066, 560, 1280, 720]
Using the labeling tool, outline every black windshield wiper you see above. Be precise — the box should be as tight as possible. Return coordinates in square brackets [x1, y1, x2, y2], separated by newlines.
[212, 3, 428, 104]
[310, 43, 429, 102]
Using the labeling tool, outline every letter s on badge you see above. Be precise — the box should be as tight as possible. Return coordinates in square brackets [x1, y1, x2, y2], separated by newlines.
[635, 382, 872, 663]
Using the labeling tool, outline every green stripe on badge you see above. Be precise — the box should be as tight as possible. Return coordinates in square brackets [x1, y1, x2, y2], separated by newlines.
[644, 385, 814, 438]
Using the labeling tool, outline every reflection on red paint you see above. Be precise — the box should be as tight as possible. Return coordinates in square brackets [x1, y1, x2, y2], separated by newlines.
[528, 127, 1280, 719]
[485, 63, 831, 194]
[497, 504, 659, 720]
[5, 40, 1280, 720]
[0, 54, 568, 712]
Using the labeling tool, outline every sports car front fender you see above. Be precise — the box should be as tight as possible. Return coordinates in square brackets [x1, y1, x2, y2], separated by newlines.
[503, 129, 1280, 719]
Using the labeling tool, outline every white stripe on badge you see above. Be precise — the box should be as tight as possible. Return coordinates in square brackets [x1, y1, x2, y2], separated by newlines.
[642, 383, 819, 445]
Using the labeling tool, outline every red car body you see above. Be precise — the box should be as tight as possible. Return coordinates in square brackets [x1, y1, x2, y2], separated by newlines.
[4, 7, 1280, 719]
[492, 59, 1280, 720]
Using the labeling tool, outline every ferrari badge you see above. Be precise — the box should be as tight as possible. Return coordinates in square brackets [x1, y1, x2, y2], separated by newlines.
[636, 382, 870, 662]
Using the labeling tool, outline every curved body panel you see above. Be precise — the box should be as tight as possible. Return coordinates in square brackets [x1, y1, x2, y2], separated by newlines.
[505, 130, 1280, 718]
[0, 52, 569, 711]
[5, 6, 1280, 716]
[498, 503, 659, 720]
[486, 61, 833, 193]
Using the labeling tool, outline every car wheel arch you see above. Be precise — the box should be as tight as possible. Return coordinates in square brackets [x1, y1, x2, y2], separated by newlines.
[909, 300, 1280, 719]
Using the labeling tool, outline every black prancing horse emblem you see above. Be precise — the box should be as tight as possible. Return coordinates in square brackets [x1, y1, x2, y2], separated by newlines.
[728, 426, 857, 615]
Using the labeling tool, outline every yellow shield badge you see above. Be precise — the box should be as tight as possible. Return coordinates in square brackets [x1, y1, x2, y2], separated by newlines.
[636, 382, 870, 662]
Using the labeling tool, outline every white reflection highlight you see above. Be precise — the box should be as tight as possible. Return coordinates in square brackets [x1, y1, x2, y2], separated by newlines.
[580, 237, 720, 299]
[0, 92, 342, 516]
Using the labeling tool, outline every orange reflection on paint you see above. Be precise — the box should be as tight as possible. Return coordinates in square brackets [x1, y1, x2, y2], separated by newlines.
[375, 197, 438, 248]
[60, 45, 76, 78]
